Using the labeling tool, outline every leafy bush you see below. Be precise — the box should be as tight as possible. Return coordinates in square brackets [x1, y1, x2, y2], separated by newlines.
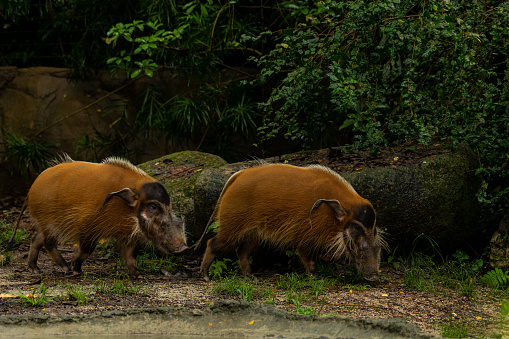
[252, 1, 508, 150]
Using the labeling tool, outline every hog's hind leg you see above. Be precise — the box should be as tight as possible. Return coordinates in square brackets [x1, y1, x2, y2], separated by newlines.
[201, 234, 231, 282]
[236, 233, 258, 278]
[27, 231, 44, 274]
[43, 235, 72, 273]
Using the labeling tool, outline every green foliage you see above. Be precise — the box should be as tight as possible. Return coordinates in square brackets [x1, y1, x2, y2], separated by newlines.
[212, 276, 255, 301]
[480, 268, 509, 289]
[106, 20, 182, 78]
[62, 283, 90, 305]
[252, 1, 509, 149]
[291, 299, 315, 315]
[1, 132, 56, 177]
[136, 248, 179, 274]
[394, 236, 484, 297]
[209, 258, 234, 279]
[16, 283, 54, 307]
[277, 273, 334, 301]
[0, 213, 28, 247]
[0, 213, 27, 264]
[93, 274, 146, 295]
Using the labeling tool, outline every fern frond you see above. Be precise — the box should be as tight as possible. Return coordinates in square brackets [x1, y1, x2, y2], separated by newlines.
[480, 268, 509, 289]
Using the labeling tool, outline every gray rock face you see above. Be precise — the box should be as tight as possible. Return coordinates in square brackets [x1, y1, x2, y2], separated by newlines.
[191, 145, 483, 251]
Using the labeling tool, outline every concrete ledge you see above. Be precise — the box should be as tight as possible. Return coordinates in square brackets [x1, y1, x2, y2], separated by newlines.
[1, 300, 440, 338]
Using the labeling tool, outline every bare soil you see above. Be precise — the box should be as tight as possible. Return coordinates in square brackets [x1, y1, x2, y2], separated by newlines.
[0, 139, 503, 337]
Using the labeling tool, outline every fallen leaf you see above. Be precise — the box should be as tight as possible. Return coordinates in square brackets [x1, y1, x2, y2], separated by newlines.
[249, 320, 255, 325]
[381, 294, 389, 297]
[0, 293, 15, 298]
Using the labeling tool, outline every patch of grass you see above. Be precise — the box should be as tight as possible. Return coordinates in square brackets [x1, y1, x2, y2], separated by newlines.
[135, 248, 180, 274]
[93, 274, 147, 295]
[277, 273, 334, 297]
[92, 276, 109, 294]
[16, 283, 54, 307]
[136, 250, 160, 273]
[440, 317, 469, 338]
[276, 273, 334, 310]
[62, 283, 91, 305]
[212, 276, 255, 301]
[398, 238, 483, 298]
[109, 279, 144, 295]
[291, 299, 315, 315]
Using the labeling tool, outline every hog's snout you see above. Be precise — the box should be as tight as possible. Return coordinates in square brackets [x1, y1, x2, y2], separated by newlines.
[174, 243, 189, 254]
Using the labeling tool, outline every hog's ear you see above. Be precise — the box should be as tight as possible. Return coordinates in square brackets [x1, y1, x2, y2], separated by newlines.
[102, 188, 139, 209]
[309, 199, 346, 227]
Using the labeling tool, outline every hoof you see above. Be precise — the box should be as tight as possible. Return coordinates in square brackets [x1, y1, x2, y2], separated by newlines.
[30, 267, 41, 275]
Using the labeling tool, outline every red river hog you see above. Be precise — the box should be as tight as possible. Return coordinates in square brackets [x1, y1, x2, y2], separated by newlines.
[196, 164, 387, 281]
[14, 155, 187, 277]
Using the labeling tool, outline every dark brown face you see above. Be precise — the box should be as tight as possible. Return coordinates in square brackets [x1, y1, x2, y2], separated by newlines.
[137, 182, 188, 254]
[344, 204, 382, 281]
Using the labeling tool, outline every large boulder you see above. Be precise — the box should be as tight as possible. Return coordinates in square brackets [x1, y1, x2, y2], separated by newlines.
[191, 144, 483, 251]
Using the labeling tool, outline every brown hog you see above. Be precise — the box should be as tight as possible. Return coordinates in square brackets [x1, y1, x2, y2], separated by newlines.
[16, 155, 187, 277]
[197, 164, 387, 281]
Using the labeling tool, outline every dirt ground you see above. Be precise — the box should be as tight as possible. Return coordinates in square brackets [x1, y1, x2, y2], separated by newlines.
[0, 139, 504, 337]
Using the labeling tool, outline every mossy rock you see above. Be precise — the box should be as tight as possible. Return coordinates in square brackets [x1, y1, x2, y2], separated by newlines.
[137, 151, 227, 239]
